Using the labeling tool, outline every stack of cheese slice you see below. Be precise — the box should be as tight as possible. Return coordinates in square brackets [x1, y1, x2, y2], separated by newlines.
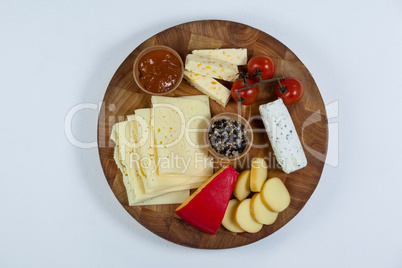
[111, 95, 213, 205]
[184, 48, 247, 107]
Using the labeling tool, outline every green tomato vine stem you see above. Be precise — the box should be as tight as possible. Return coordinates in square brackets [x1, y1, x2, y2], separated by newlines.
[235, 72, 285, 105]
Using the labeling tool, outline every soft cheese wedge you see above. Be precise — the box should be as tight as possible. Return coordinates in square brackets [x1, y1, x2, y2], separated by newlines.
[259, 98, 307, 174]
[184, 70, 231, 107]
[185, 54, 238, 82]
[192, 48, 247, 65]
[175, 165, 239, 234]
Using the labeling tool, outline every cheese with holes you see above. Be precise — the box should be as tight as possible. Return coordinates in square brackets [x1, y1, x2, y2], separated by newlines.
[259, 98, 307, 173]
[128, 109, 209, 191]
[183, 70, 231, 107]
[111, 122, 190, 205]
[185, 54, 238, 82]
[151, 95, 213, 176]
[192, 48, 247, 65]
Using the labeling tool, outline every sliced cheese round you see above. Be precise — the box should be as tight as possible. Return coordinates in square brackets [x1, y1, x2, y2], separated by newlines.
[260, 177, 290, 212]
[235, 199, 263, 233]
[250, 158, 268, 192]
[250, 193, 278, 225]
[222, 199, 245, 233]
[233, 170, 251, 201]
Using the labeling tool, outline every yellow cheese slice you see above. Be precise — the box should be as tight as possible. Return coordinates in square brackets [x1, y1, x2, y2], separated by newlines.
[151, 95, 213, 177]
[112, 121, 190, 205]
[184, 70, 231, 107]
[130, 107, 210, 189]
[185, 54, 238, 82]
[192, 48, 247, 65]
[134, 189, 190, 206]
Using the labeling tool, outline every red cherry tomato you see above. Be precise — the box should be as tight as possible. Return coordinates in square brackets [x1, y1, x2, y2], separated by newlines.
[231, 78, 259, 105]
[275, 77, 304, 105]
[247, 55, 275, 81]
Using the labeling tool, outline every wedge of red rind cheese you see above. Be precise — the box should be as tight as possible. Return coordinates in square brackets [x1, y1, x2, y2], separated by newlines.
[259, 98, 307, 174]
[175, 165, 239, 234]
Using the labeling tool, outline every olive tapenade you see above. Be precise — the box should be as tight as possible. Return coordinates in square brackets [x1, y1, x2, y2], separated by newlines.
[208, 118, 249, 158]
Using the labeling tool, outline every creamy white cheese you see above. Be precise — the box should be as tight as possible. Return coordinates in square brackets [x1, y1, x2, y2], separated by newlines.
[259, 99, 307, 174]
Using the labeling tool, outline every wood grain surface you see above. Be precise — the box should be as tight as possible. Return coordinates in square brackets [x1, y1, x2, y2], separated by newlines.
[97, 20, 328, 249]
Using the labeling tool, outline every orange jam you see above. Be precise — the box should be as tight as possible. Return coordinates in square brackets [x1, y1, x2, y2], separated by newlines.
[138, 50, 182, 93]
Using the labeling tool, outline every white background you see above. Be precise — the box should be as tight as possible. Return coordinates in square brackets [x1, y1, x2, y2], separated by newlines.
[1, 0, 401, 267]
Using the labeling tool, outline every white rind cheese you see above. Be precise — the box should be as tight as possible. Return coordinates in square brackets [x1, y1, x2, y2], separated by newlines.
[192, 48, 247, 65]
[183, 70, 231, 107]
[185, 54, 238, 82]
[259, 99, 307, 174]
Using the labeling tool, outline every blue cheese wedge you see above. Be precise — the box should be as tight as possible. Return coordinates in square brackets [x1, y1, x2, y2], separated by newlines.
[192, 48, 247, 65]
[259, 99, 307, 174]
[183, 70, 231, 107]
[185, 54, 238, 82]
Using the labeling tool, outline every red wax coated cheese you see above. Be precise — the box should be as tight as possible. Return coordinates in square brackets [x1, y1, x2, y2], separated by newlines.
[175, 165, 239, 234]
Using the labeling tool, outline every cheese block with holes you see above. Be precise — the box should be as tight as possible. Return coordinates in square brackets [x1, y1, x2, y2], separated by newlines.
[183, 70, 231, 107]
[192, 48, 247, 65]
[185, 54, 238, 82]
[151, 95, 213, 177]
[128, 109, 209, 191]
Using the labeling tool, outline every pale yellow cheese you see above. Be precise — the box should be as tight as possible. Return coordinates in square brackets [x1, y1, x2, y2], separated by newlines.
[250, 193, 278, 225]
[151, 95, 213, 176]
[250, 158, 268, 192]
[222, 199, 245, 233]
[233, 170, 251, 201]
[183, 71, 231, 107]
[131, 105, 211, 189]
[127, 111, 207, 192]
[260, 177, 291, 212]
[185, 54, 238, 82]
[235, 199, 263, 233]
[192, 48, 247, 65]
[134, 189, 190, 206]
[112, 120, 190, 205]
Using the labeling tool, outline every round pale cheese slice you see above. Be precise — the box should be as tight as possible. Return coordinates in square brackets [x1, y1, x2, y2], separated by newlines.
[235, 199, 263, 233]
[233, 170, 251, 201]
[260, 177, 290, 212]
[250, 193, 278, 225]
[221, 199, 245, 233]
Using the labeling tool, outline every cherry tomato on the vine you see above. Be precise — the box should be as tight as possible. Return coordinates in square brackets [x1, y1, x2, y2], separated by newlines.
[247, 55, 275, 81]
[275, 77, 304, 105]
[231, 78, 259, 105]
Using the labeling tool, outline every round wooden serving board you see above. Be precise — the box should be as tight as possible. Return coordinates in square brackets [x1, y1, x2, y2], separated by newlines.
[97, 20, 328, 249]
